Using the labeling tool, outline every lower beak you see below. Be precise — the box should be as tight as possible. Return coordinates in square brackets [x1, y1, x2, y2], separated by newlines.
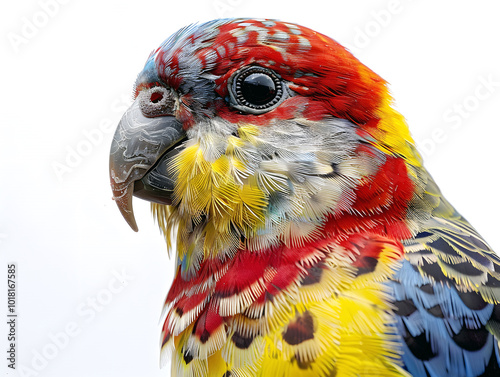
[109, 97, 185, 231]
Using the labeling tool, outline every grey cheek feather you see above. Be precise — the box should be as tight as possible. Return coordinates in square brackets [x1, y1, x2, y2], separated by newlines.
[237, 117, 369, 250]
[257, 118, 361, 159]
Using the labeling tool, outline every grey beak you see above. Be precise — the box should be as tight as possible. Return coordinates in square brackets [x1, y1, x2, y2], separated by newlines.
[109, 95, 185, 231]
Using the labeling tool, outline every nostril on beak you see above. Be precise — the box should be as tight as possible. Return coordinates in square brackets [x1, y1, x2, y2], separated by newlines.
[150, 92, 163, 103]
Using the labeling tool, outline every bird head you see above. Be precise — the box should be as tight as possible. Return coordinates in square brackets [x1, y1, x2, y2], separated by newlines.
[109, 18, 422, 268]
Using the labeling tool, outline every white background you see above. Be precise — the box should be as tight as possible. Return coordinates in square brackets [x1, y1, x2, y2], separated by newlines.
[1, 0, 499, 376]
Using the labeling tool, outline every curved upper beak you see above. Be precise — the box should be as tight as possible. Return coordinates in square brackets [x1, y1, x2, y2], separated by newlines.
[109, 97, 185, 231]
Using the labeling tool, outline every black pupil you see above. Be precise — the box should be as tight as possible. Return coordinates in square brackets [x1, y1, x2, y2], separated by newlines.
[241, 73, 276, 105]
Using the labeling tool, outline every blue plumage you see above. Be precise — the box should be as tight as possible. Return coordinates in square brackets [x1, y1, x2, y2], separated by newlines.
[389, 258, 500, 376]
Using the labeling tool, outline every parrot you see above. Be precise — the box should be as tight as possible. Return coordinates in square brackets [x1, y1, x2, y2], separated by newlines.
[108, 18, 500, 377]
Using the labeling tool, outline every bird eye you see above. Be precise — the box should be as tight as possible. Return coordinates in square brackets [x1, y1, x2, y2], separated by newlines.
[230, 66, 286, 114]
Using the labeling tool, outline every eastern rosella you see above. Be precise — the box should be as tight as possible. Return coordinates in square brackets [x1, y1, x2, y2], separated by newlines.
[109, 19, 500, 377]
